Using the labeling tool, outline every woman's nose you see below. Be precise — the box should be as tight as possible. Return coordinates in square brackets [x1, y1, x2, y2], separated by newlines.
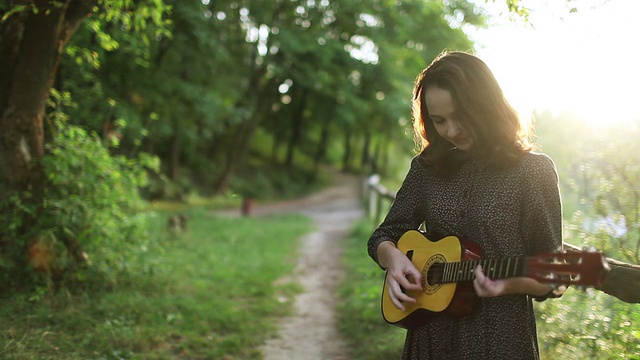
[447, 121, 461, 138]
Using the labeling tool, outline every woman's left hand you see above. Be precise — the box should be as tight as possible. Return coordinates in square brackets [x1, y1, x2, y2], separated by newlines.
[473, 265, 507, 297]
[473, 265, 566, 298]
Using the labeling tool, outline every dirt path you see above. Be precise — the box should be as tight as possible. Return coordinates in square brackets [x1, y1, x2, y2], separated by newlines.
[227, 172, 364, 359]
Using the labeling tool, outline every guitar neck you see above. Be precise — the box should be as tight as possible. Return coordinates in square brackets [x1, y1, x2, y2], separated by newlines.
[433, 257, 526, 284]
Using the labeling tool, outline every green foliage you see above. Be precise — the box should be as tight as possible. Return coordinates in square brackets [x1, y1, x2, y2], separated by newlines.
[576, 123, 640, 263]
[536, 290, 640, 358]
[231, 149, 332, 200]
[55, 0, 171, 142]
[55, 0, 480, 198]
[506, 112, 640, 357]
[0, 111, 159, 290]
[535, 112, 640, 264]
[40, 119, 160, 282]
[0, 4, 30, 22]
[0, 209, 312, 359]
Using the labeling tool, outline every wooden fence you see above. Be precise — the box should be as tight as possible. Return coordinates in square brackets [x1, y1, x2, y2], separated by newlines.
[362, 174, 396, 225]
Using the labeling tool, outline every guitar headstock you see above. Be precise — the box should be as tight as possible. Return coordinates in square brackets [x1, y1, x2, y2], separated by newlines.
[526, 251, 610, 287]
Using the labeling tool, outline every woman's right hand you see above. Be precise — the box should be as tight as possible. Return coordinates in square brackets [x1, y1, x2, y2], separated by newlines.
[377, 241, 423, 311]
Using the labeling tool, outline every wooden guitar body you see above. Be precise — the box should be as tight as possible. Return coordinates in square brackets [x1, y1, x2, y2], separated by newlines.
[381, 231, 481, 328]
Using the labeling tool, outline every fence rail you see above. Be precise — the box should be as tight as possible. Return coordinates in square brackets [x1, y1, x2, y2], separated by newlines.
[363, 174, 396, 225]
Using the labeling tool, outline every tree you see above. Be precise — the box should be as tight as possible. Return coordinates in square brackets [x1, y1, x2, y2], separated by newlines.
[535, 112, 640, 304]
[0, 0, 168, 284]
[0, 0, 96, 211]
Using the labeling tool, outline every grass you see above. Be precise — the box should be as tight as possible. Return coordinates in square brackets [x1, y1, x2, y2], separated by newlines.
[336, 219, 406, 359]
[0, 207, 313, 359]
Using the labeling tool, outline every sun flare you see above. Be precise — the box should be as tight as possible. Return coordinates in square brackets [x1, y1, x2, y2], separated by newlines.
[468, 0, 640, 129]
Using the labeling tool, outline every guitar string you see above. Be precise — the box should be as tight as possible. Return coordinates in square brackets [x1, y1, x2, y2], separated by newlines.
[426, 257, 524, 284]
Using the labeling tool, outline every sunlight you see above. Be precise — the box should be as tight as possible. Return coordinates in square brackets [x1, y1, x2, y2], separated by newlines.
[467, 0, 640, 129]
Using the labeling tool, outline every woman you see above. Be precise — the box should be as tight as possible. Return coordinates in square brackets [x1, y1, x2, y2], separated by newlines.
[367, 51, 564, 359]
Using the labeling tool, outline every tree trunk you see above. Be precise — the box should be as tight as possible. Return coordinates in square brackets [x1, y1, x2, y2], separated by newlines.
[314, 120, 330, 172]
[213, 49, 267, 194]
[0, 0, 95, 224]
[271, 128, 283, 163]
[361, 131, 371, 172]
[342, 129, 352, 172]
[371, 137, 381, 174]
[285, 88, 309, 168]
[169, 119, 181, 181]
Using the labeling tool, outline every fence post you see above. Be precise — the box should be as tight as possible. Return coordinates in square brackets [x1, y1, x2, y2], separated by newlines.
[364, 174, 395, 226]
[367, 175, 380, 221]
[375, 190, 384, 224]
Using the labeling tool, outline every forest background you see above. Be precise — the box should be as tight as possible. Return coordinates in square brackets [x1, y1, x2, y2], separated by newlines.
[0, 0, 638, 358]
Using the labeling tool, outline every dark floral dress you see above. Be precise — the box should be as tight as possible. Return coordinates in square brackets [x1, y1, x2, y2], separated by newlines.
[368, 152, 562, 359]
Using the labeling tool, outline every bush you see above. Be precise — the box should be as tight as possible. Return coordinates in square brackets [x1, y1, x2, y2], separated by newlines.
[1, 120, 160, 291]
[44, 121, 160, 281]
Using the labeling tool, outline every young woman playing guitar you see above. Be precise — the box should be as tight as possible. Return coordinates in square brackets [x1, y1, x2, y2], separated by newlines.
[368, 51, 567, 359]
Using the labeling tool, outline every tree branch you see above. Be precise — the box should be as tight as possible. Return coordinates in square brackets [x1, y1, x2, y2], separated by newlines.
[564, 242, 640, 304]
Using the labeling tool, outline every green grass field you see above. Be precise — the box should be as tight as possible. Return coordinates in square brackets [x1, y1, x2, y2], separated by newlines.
[3, 205, 637, 359]
[0, 208, 312, 359]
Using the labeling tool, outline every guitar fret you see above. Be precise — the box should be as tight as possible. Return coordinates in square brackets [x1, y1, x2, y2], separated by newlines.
[469, 260, 476, 281]
[489, 259, 495, 278]
[505, 258, 510, 278]
[443, 262, 450, 283]
[442, 256, 525, 283]
[449, 262, 455, 283]
[481, 259, 487, 279]
[462, 261, 468, 281]
[483, 259, 488, 278]
[444, 262, 449, 283]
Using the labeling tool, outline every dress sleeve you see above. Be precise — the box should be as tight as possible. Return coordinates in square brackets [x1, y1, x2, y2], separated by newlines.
[520, 153, 563, 257]
[367, 157, 428, 268]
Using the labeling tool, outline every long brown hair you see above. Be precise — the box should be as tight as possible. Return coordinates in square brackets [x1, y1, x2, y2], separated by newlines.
[412, 51, 531, 175]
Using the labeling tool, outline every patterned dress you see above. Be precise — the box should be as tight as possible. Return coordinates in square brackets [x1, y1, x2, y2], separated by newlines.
[367, 152, 562, 359]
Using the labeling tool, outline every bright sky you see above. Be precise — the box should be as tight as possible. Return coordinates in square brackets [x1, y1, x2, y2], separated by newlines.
[466, 0, 640, 127]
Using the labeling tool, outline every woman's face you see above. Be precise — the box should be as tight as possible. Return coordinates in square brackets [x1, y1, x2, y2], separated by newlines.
[424, 86, 474, 151]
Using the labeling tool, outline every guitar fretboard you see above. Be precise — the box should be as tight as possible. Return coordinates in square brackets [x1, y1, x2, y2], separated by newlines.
[430, 257, 526, 284]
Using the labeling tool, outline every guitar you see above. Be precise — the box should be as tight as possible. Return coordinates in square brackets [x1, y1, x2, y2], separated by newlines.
[381, 230, 610, 329]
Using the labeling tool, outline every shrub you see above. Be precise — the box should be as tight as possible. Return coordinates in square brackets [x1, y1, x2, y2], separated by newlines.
[0, 119, 160, 292]
[42, 121, 160, 283]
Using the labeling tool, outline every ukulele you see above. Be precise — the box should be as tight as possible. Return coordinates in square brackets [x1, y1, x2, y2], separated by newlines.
[381, 230, 610, 329]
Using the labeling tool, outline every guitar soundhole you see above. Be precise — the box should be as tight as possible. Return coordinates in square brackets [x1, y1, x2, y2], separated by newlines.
[423, 254, 446, 294]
